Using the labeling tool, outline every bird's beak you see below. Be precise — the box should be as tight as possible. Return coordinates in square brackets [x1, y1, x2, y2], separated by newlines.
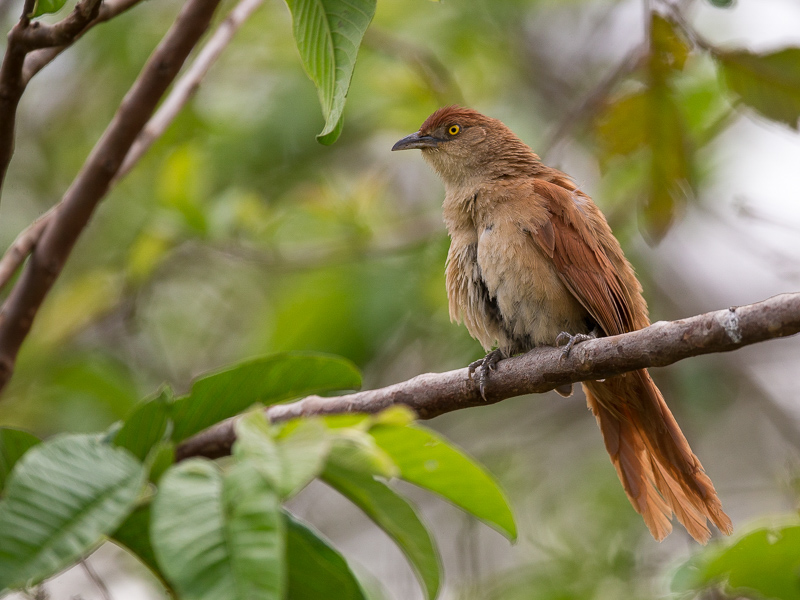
[392, 132, 439, 151]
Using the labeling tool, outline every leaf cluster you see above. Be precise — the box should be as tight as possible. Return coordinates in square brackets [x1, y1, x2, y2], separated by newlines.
[0, 352, 516, 599]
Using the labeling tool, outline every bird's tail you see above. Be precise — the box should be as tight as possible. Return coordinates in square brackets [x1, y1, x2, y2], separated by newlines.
[583, 371, 732, 543]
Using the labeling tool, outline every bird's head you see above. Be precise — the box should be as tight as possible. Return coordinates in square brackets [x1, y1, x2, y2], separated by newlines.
[392, 106, 539, 188]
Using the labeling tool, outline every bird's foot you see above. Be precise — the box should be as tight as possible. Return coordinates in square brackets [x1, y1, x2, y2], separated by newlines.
[468, 349, 504, 401]
[555, 330, 596, 358]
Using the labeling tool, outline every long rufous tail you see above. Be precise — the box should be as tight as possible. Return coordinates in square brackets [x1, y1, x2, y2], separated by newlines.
[583, 371, 732, 543]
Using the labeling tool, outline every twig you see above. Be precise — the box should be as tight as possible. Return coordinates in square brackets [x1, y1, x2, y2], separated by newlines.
[80, 557, 112, 600]
[22, 0, 145, 83]
[362, 27, 464, 105]
[0, 0, 106, 199]
[541, 45, 646, 158]
[0, 0, 224, 394]
[0, 204, 58, 291]
[118, 0, 265, 179]
[0, 0, 36, 199]
[0, 0, 266, 293]
[175, 292, 800, 461]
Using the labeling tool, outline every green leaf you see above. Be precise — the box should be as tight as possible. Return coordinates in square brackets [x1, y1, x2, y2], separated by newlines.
[370, 424, 517, 540]
[0, 435, 146, 590]
[718, 48, 800, 129]
[147, 442, 175, 485]
[285, 512, 367, 600]
[235, 412, 333, 500]
[115, 389, 173, 461]
[30, 0, 68, 18]
[152, 459, 284, 600]
[322, 462, 440, 600]
[171, 353, 361, 442]
[596, 92, 649, 159]
[276, 419, 331, 498]
[328, 433, 396, 479]
[0, 428, 40, 492]
[283, 0, 377, 144]
[706, 0, 735, 8]
[234, 411, 284, 489]
[112, 504, 166, 585]
[595, 15, 694, 242]
[673, 523, 800, 599]
[650, 14, 690, 74]
[643, 87, 693, 242]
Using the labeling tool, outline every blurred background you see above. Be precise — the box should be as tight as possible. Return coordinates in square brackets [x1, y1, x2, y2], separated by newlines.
[1, 0, 800, 597]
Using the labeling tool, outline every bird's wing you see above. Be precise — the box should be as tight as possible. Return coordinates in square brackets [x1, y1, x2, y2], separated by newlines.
[525, 179, 636, 337]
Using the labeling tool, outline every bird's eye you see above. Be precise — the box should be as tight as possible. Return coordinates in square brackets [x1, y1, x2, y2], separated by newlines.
[448, 124, 461, 136]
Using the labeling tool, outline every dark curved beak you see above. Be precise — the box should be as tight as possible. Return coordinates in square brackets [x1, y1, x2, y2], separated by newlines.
[392, 132, 439, 151]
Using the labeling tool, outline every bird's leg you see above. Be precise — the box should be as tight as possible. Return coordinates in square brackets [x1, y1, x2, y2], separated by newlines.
[555, 328, 598, 357]
[468, 348, 504, 400]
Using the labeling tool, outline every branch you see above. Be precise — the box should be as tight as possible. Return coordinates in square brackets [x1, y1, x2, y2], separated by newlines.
[0, 204, 58, 290]
[175, 293, 800, 461]
[22, 0, 144, 83]
[0, 0, 107, 198]
[0, 0, 223, 393]
[118, 0, 265, 179]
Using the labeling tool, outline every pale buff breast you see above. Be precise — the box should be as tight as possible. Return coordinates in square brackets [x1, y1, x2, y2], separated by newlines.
[475, 212, 589, 351]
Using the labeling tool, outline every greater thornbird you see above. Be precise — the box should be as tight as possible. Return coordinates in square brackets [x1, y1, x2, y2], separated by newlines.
[392, 106, 732, 543]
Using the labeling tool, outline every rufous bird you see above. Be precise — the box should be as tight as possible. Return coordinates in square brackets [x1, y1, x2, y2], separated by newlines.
[392, 106, 732, 543]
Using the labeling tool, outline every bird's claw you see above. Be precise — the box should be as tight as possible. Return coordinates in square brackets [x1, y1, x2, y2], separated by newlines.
[555, 331, 596, 358]
[468, 349, 504, 400]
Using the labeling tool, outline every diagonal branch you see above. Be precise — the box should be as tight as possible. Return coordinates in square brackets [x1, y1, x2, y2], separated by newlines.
[0, 0, 224, 393]
[118, 0, 265, 179]
[175, 292, 800, 461]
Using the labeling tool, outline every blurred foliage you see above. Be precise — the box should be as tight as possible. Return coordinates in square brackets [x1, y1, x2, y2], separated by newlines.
[0, 0, 799, 596]
[0, 356, 516, 598]
[673, 519, 800, 599]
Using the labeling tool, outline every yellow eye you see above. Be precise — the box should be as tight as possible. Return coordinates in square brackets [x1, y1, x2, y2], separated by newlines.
[448, 124, 461, 136]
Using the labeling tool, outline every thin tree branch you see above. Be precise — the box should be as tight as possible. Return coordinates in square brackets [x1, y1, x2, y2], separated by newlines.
[0, 204, 58, 290]
[16, 0, 103, 50]
[80, 557, 112, 600]
[22, 0, 145, 83]
[118, 0, 265, 179]
[0, 0, 107, 198]
[541, 45, 646, 158]
[175, 292, 800, 461]
[0, 0, 223, 393]
[0, 0, 36, 199]
[362, 27, 464, 105]
[0, 0, 265, 293]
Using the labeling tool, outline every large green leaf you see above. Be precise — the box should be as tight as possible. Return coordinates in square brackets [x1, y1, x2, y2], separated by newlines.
[673, 523, 800, 599]
[322, 461, 440, 600]
[370, 424, 516, 540]
[170, 353, 361, 442]
[0, 428, 40, 492]
[718, 48, 800, 129]
[283, 0, 377, 144]
[234, 412, 284, 489]
[152, 459, 284, 600]
[0, 435, 146, 591]
[285, 512, 367, 600]
[276, 420, 331, 498]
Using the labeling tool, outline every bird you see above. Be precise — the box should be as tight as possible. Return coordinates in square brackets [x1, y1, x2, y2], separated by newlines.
[392, 106, 732, 544]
